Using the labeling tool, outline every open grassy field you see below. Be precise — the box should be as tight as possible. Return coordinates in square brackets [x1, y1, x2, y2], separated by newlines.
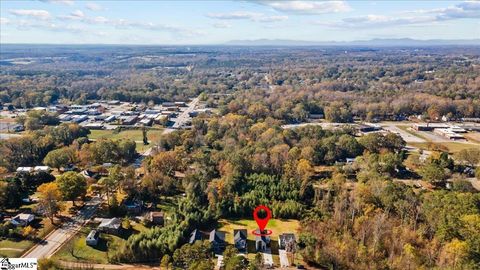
[409, 142, 479, 153]
[88, 128, 164, 142]
[88, 128, 164, 152]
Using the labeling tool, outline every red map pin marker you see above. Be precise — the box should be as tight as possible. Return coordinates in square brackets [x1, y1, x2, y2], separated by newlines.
[253, 205, 272, 232]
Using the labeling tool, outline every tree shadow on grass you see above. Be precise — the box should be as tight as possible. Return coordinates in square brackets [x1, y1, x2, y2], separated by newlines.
[91, 237, 108, 252]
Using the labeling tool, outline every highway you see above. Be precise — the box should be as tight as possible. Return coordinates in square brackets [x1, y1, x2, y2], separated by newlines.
[22, 196, 102, 259]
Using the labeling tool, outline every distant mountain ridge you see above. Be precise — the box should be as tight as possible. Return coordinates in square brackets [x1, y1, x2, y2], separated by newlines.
[225, 38, 480, 46]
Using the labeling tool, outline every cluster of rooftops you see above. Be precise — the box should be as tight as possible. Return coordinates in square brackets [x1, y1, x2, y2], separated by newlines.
[188, 229, 296, 254]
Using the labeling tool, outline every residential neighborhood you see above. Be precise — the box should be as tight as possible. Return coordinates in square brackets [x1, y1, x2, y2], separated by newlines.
[1, 1, 480, 268]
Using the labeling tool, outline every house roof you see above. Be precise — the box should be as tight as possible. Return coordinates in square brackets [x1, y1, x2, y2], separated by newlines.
[16, 167, 33, 172]
[98, 218, 122, 229]
[81, 170, 96, 178]
[189, 229, 203, 244]
[34, 166, 50, 172]
[279, 233, 296, 243]
[149, 211, 164, 218]
[234, 229, 247, 242]
[13, 213, 34, 221]
[87, 230, 99, 240]
[209, 229, 225, 243]
[255, 235, 269, 244]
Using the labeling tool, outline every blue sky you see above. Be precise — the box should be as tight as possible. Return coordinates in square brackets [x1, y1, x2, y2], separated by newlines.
[1, 0, 479, 44]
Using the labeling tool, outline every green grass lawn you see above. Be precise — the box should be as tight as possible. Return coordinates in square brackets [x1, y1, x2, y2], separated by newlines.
[0, 239, 34, 257]
[409, 142, 478, 153]
[88, 128, 164, 143]
[54, 222, 148, 264]
[88, 128, 164, 152]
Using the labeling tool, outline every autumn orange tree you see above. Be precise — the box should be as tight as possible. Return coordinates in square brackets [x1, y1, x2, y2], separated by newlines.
[36, 182, 63, 223]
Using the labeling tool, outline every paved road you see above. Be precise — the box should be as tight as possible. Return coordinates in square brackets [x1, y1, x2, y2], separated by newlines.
[171, 97, 199, 129]
[22, 196, 103, 259]
[279, 249, 289, 267]
[381, 125, 426, 143]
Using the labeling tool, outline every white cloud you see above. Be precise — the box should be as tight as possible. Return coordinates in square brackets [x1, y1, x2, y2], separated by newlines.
[57, 9, 85, 20]
[207, 11, 288, 23]
[213, 22, 232, 28]
[322, 1, 480, 28]
[207, 11, 262, 20]
[257, 15, 288, 22]
[71, 10, 85, 18]
[315, 14, 434, 28]
[11, 19, 86, 34]
[0, 17, 11, 25]
[39, 0, 74, 6]
[255, 1, 351, 14]
[85, 3, 104, 11]
[10, 9, 51, 20]
[90, 16, 108, 23]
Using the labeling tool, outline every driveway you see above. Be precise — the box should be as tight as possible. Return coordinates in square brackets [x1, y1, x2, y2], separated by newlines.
[22, 196, 102, 259]
[262, 248, 273, 267]
[215, 254, 223, 270]
[279, 249, 289, 267]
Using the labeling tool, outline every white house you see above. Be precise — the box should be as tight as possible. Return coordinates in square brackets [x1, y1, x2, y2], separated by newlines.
[16, 167, 33, 174]
[34, 166, 51, 173]
[86, 230, 100, 246]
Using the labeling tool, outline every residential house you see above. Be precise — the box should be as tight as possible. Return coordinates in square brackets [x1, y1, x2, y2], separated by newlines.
[123, 199, 142, 215]
[80, 169, 98, 180]
[11, 213, 35, 227]
[148, 211, 164, 226]
[278, 233, 296, 251]
[255, 235, 270, 252]
[16, 167, 33, 174]
[209, 229, 226, 253]
[86, 230, 100, 246]
[34, 166, 51, 173]
[98, 218, 122, 234]
[233, 229, 247, 252]
[189, 229, 203, 244]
